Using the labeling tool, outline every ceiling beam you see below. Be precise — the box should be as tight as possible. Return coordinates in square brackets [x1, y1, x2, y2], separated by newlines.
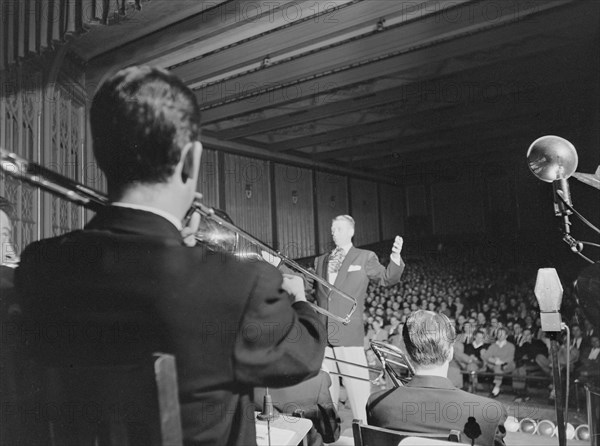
[193, 0, 574, 106]
[199, 133, 397, 183]
[375, 123, 578, 180]
[84, 0, 307, 85]
[198, 0, 587, 123]
[309, 72, 592, 161]
[171, 0, 442, 85]
[272, 75, 587, 154]
[357, 105, 583, 169]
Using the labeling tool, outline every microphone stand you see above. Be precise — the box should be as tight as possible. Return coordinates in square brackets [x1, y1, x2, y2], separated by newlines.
[548, 332, 567, 446]
[257, 388, 274, 446]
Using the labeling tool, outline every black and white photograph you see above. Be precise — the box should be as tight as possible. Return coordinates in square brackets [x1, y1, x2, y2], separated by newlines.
[1, 1, 599, 445]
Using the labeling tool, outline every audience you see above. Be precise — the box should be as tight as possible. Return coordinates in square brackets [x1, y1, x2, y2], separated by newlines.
[359, 240, 595, 404]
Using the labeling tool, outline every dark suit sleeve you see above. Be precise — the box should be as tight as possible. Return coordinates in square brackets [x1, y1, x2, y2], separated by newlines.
[233, 262, 326, 387]
[364, 251, 404, 287]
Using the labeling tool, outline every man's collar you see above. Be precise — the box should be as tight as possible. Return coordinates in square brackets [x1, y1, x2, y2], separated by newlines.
[407, 374, 456, 390]
[112, 202, 182, 230]
[335, 243, 353, 254]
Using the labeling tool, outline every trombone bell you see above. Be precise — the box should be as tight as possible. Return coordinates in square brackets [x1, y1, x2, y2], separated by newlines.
[189, 195, 358, 325]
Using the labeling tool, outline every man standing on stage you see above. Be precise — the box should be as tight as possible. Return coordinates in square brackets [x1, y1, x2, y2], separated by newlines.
[314, 214, 404, 422]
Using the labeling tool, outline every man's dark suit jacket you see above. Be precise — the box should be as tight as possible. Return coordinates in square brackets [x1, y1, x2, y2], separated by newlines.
[314, 246, 403, 347]
[16, 207, 326, 446]
[367, 375, 507, 446]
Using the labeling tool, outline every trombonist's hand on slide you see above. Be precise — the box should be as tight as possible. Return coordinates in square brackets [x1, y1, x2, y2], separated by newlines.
[390, 235, 403, 265]
[181, 211, 201, 247]
[282, 274, 307, 303]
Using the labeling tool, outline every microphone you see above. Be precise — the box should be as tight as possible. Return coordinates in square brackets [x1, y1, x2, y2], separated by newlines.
[534, 268, 563, 332]
[552, 179, 573, 217]
[527, 136, 578, 235]
[257, 388, 274, 421]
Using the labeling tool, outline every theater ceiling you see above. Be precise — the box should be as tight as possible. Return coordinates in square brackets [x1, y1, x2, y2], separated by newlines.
[67, 0, 598, 180]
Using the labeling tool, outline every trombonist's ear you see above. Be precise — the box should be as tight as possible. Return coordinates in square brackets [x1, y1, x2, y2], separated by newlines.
[180, 141, 203, 183]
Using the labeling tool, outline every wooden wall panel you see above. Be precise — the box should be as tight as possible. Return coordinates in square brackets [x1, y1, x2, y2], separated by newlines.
[380, 183, 405, 240]
[315, 171, 348, 255]
[274, 164, 314, 259]
[197, 148, 219, 208]
[223, 153, 272, 246]
[431, 181, 485, 235]
[350, 178, 379, 246]
[1, 56, 85, 253]
[1, 65, 41, 254]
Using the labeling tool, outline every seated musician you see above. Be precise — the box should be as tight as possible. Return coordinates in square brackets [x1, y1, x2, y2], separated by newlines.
[0, 197, 23, 444]
[15, 66, 326, 446]
[367, 310, 506, 446]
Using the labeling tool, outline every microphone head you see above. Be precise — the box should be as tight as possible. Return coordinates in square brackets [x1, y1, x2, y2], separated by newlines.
[534, 268, 563, 312]
[527, 135, 578, 182]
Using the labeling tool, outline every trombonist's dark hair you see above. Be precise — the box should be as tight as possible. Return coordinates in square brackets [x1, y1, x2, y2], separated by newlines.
[403, 310, 456, 367]
[90, 65, 201, 194]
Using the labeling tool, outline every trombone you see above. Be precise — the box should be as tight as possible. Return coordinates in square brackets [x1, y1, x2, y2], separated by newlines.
[325, 341, 415, 388]
[0, 148, 357, 324]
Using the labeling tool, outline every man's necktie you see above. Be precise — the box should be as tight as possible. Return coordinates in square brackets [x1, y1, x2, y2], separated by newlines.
[328, 247, 345, 275]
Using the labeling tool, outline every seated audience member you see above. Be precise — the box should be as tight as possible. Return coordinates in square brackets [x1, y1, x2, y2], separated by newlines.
[367, 310, 506, 446]
[576, 335, 600, 384]
[512, 328, 546, 401]
[366, 316, 389, 344]
[481, 327, 515, 397]
[583, 319, 596, 340]
[386, 314, 402, 348]
[464, 329, 488, 373]
[508, 322, 524, 346]
[456, 314, 467, 333]
[536, 335, 580, 400]
[253, 370, 340, 446]
[486, 317, 501, 343]
[448, 331, 472, 388]
[570, 324, 586, 353]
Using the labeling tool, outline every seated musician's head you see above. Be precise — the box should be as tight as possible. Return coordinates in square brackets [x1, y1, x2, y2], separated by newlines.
[90, 65, 202, 216]
[403, 310, 456, 376]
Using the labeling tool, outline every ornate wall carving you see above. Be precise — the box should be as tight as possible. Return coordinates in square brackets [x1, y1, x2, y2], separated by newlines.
[0, 54, 86, 254]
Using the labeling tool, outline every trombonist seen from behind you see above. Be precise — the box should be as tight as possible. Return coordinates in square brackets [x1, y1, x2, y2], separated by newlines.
[15, 66, 326, 446]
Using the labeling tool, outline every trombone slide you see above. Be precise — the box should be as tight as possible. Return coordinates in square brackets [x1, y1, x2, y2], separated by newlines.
[1, 148, 358, 325]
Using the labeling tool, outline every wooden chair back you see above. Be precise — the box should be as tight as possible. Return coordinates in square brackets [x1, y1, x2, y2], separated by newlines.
[352, 419, 460, 446]
[42, 353, 182, 446]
